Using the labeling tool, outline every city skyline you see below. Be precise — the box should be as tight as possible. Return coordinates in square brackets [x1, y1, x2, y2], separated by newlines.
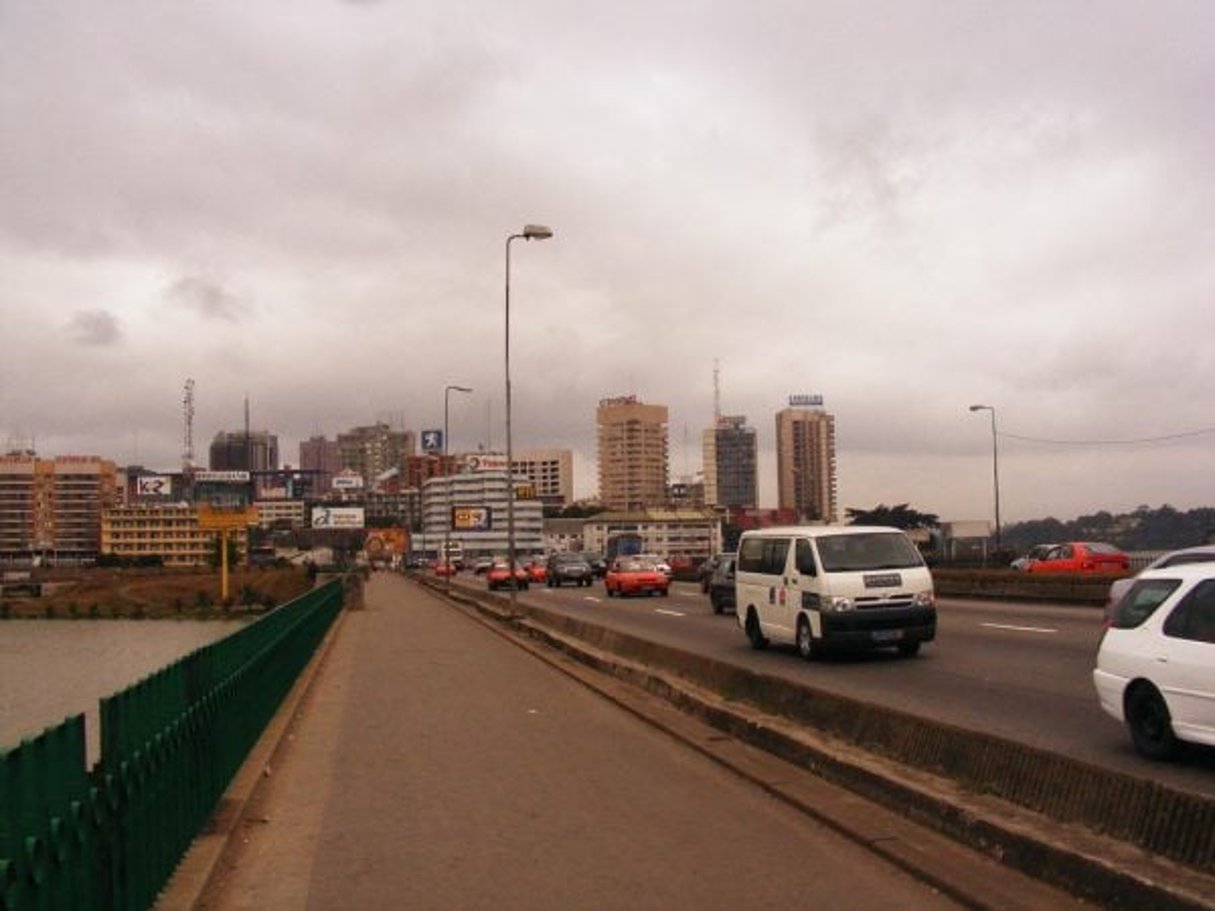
[3, 3, 1213, 523]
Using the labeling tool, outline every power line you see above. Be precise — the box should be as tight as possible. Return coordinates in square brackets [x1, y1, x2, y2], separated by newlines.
[999, 426, 1215, 446]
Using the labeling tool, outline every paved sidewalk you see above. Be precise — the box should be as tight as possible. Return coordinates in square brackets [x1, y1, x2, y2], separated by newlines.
[188, 573, 973, 911]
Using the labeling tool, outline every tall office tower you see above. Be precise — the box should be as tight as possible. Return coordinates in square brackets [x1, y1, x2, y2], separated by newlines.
[299, 435, 342, 488]
[596, 396, 669, 511]
[775, 400, 837, 523]
[0, 453, 119, 563]
[209, 431, 279, 472]
[514, 448, 574, 508]
[336, 422, 416, 486]
[702, 415, 758, 509]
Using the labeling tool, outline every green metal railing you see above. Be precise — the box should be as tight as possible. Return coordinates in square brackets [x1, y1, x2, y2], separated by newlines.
[0, 578, 345, 911]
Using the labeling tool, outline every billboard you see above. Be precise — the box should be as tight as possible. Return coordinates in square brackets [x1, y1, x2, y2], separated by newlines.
[195, 470, 250, 483]
[465, 453, 508, 472]
[332, 474, 365, 490]
[421, 429, 443, 453]
[451, 506, 492, 531]
[788, 394, 824, 407]
[311, 506, 365, 529]
[365, 528, 409, 558]
[136, 475, 173, 497]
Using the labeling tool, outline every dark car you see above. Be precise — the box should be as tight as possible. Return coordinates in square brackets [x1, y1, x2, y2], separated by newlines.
[546, 552, 593, 587]
[582, 553, 608, 578]
[708, 555, 736, 614]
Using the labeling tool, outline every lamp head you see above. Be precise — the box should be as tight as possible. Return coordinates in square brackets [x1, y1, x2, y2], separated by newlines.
[968, 404, 990, 412]
[522, 224, 553, 240]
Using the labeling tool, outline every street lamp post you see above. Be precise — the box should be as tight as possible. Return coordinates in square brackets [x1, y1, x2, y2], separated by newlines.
[968, 404, 1002, 558]
[443, 384, 472, 591]
[505, 224, 553, 610]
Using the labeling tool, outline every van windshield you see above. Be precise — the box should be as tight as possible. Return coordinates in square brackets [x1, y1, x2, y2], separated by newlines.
[815, 532, 924, 572]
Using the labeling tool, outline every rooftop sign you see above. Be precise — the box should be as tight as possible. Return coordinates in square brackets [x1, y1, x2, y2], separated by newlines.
[788, 394, 824, 407]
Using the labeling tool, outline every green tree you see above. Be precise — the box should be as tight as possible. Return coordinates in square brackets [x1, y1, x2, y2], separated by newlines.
[845, 503, 939, 530]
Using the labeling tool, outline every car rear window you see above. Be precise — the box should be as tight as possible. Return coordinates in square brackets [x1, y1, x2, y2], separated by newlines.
[1111, 578, 1182, 628]
[1086, 543, 1122, 555]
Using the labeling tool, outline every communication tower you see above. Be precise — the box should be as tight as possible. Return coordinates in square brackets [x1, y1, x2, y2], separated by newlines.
[182, 378, 195, 470]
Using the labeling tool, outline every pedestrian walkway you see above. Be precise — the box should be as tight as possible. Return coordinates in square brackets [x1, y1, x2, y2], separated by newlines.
[186, 573, 970, 911]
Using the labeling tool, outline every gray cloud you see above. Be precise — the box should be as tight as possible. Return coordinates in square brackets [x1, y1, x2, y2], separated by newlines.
[67, 310, 122, 346]
[165, 276, 248, 322]
[1, 1, 1213, 521]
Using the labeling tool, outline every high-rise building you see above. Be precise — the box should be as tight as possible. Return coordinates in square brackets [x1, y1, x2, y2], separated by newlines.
[702, 415, 757, 509]
[514, 448, 574, 508]
[775, 401, 837, 523]
[336, 423, 416, 487]
[300, 435, 342, 489]
[0, 453, 119, 564]
[596, 396, 669, 511]
[209, 430, 279, 472]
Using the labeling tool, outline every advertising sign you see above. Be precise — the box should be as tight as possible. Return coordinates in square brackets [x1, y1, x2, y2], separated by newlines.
[332, 473, 365, 490]
[195, 470, 251, 483]
[451, 506, 492, 531]
[136, 475, 173, 497]
[465, 453, 508, 472]
[788, 394, 824, 407]
[421, 429, 443, 453]
[311, 506, 366, 529]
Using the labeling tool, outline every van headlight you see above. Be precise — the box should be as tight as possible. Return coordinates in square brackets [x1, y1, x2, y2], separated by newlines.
[825, 596, 854, 613]
[912, 591, 934, 608]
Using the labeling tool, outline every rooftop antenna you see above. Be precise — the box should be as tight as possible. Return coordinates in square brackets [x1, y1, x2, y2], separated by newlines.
[182, 378, 195, 470]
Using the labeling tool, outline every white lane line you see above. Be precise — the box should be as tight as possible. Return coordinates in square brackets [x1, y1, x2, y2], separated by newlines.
[981, 622, 1058, 634]
[584, 596, 602, 603]
[654, 608, 685, 617]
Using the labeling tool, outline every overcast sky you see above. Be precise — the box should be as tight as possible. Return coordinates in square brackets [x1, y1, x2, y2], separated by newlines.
[2, 1, 1212, 524]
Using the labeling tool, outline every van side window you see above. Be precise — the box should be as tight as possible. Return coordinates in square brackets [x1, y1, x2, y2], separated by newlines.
[764, 538, 790, 575]
[737, 537, 766, 573]
[795, 539, 817, 576]
[738, 537, 790, 574]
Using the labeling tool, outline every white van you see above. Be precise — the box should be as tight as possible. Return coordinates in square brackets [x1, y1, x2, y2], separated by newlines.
[735, 525, 936, 658]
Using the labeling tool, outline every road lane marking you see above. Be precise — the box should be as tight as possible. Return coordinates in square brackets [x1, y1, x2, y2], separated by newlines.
[655, 608, 685, 617]
[981, 622, 1058, 634]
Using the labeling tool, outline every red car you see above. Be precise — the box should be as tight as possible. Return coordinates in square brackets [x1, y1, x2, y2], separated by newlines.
[1026, 542, 1129, 575]
[604, 558, 670, 598]
[432, 561, 457, 578]
[524, 561, 548, 584]
[486, 560, 529, 591]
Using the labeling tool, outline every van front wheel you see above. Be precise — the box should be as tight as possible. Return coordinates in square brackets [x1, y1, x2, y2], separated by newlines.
[796, 616, 817, 660]
[745, 609, 768, 651]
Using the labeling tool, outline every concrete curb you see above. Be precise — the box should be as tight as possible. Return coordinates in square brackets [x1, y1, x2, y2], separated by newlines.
[153, 606, 348, 910]
[432, 576, 1215, 911]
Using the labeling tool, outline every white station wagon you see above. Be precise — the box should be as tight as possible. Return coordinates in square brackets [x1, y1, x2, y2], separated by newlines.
[1094, 564, 1215, 760]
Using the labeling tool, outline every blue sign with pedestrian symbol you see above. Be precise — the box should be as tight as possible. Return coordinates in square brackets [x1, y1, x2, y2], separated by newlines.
[421, 429, 443, 453]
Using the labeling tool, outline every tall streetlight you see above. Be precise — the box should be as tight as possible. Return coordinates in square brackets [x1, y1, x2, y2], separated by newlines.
[968, 404, 1002, 557]
[443, 384, 472, 591]
[505, 224, 553, 609]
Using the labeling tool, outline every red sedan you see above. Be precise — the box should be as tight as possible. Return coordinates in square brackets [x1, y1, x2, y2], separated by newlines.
[432, 561, 458, 578]
[486, 560, 529, 591]
[1026, 542, 1129, 574]
[604, 558, 670, 598]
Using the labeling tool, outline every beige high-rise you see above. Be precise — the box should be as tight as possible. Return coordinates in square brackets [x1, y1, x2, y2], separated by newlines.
[775, 406, 837, 523]
[596, 396, 669, 511]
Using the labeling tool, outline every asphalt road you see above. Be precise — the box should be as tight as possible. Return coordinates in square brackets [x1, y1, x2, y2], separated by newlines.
[197, 574, 994, 911]
[472, 576, 1215, 796]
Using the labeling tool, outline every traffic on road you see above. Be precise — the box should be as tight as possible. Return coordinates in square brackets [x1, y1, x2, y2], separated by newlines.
[427, 549, 1215, 798]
